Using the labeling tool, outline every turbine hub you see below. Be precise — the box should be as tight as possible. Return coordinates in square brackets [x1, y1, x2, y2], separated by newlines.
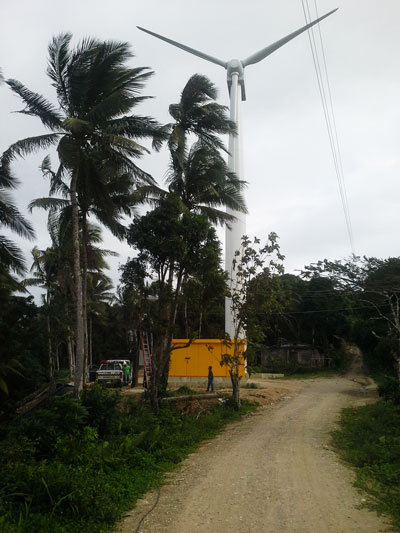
[227, 59, 244, 78]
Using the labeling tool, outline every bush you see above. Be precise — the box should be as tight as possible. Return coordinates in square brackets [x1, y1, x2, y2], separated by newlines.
[81, 383, 121, 437]
[333, 401, 400, 527]
[377, 375, 400, 404]
[247, 365, 262, 375]
[0, 389, 257, 532]
[5, 396, 88, 460]
[171, 385, 196, 396]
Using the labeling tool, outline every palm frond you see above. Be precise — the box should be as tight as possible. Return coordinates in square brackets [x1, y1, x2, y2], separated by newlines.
[106, 116, 169, 151]
[50, 164, 69, 197]
[47, 33, 73, 113]
[100, 133, 150, 156]
[0, 157, 18, 190]
[0, 191, 35, 239]
[195, 204, 237, 226]
[0, 235, 27, 274]
[2, 134, 61, 166]
[28, 197, 69, 213]
[6, 79, 64, 130]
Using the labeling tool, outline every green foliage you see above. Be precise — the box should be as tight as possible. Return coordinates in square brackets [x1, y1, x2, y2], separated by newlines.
[171, 385, 197, 396]
[332, 401, 400, 527]
[281, 368, 338, 379]
[377, 375, 400, 404]
[81, 383, 121, 437]
[302, 256, 400, 379]
[6, 396, 88, 459]
[0, 386, 256, 532]
[0, 296, 47, 409]
[247, 365, 262, 375]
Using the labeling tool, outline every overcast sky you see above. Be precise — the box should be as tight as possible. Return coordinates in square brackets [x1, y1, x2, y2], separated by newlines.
[1, 0, 400, 297]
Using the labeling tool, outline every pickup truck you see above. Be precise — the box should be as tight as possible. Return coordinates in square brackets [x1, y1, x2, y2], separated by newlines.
[96, 359, 131, 386]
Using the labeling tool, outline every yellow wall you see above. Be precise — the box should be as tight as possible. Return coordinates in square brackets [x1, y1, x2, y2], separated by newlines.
[169, 339, 245, 378]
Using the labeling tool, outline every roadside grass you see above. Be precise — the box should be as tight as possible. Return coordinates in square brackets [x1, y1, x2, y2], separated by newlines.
[280, 368, 339, 380]
[0, 385, 256, 532]
[332, 400, 400, 528]
[166, 385, 198, 396]
[242, 382, 260, 389]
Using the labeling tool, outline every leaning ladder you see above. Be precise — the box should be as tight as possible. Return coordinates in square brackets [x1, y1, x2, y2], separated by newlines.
[140, 333, 152, 389]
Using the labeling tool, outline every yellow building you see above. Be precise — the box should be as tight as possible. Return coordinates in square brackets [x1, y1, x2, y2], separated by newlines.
[169, 339, 245, 378]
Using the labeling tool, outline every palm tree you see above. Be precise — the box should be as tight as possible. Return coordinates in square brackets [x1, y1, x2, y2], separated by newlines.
[168, 74, 246, 219]
[31, 155, 135, 378]
[167, 141, 246, 226]
[139, 74, 247, 225]
[168, 73, 235, 168]
[29, 192, 119, 379]
[86, 271, 114, 367]
[0, 158, 35, 295]
[29, 245, 60, 378]
[1, 33, 166, 395]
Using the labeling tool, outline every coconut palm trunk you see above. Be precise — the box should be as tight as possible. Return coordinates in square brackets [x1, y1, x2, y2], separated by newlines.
[71, 172, 85, 396]
[81, 213, 89, 385]
[46, 305, 54, 379]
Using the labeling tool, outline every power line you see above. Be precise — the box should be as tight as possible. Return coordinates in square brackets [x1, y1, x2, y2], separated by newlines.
[301, 0, 355, 254]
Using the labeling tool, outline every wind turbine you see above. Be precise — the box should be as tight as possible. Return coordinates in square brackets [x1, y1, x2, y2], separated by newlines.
[137, 8, 338, 337]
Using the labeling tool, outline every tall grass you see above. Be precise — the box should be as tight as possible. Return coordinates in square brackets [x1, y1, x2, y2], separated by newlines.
[332, 401, 400, 528]
[0, 385, 255, 532]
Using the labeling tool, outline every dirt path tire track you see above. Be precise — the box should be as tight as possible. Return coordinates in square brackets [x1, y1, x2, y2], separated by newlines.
[120, 378, 392, 533]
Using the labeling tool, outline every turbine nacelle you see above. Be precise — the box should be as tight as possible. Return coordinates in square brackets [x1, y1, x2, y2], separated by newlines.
[227, 59, 246, 100]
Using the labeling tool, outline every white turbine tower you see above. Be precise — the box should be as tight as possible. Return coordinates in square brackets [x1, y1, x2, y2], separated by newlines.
[138, 8, 337, 337]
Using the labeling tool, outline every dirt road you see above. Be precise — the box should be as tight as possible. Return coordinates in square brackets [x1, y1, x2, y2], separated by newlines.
[120, 377, 392, 532]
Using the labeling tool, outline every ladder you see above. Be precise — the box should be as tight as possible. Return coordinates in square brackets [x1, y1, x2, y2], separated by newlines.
[140, 333, 152, 389]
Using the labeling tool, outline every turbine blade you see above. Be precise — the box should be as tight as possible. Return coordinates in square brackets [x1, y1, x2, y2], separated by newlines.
[242, 8, 338, 67]
[137, 27, 227, 69]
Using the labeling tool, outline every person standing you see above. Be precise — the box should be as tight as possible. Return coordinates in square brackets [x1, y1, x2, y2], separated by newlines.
[123, 362, 131, 385]
[207, 365, 214, 392]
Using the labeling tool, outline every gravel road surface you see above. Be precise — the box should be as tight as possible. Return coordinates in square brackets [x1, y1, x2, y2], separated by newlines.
[120, 377, 391, 533]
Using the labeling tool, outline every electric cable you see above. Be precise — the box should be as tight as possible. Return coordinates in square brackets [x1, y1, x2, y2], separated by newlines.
[313, 0, 353, 240]
[133, 486, 161, 533]
[301, 0, 355, 254]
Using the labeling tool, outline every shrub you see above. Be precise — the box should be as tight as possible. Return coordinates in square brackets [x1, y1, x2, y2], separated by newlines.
[377, 375, 400, 404]
[333, 401, 400, 527]
[247, 365, 262, 375]
[172, 385, 196, 396]
[0, 391, 257, 532]
[6, 396, 88, 460]
[81, 384, 121, 437]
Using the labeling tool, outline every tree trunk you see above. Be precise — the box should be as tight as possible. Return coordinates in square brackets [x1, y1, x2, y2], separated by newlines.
[89, 316, 93, 367]
[184, 299, 189, 338]
[71, 172, 85, 397]
[132, 337, 140, 388]
[47, 314, 53, 380]
[150, 375, 160, 414]
[230, 335, 242, 410]
[67, 335, 75, 379]
[82, 213, 89, 386]
[396, 336, 400, 390]
[55, 344, 60, 372]
[230, 367, 241, 410]
[150, 332, 173, 413]
[198, 308, 203, 339]
[149, 268, 184, 412]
